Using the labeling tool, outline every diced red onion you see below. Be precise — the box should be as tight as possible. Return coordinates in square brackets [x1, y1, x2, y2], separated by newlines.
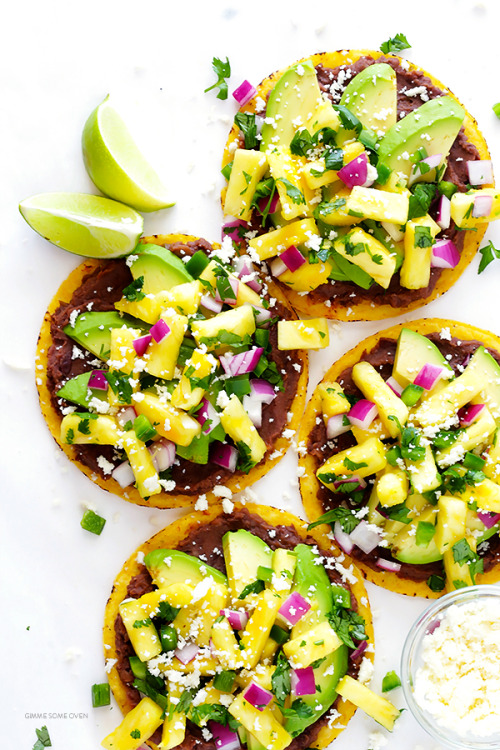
[472, 194, 493, 218]
[349, 520, 382, 554]
[242, 394, 262, 427]
[291, 667, 316, 696]
[338, 152, 369, 189]
[232, 80, 257, 107]
[458, 403, 485, 427]
[88, 369, 108, 391]
[219, 347, 263, 377]
[132, 334, 152, 357]
[174, 643, 199, 664]
[222, 220, 249, 243]
[233, 257, 262, 293]
[243, 682, 273, 711]
[381, 220, 404, 243]
[116, 406, 137, 428]
[334, 521, 354, 555]
[250, 379, 276, 405]
[148, 438, 176, 471]
[436, 194, 451, 230]
[111, 460, 135, 488]
[211, 442, 238, 472]
[270, 257, 287, 278]
[477, 510, 500, 529]
[326, 414, 352, 440]
[431, 239, 460, 269]
[250, 305, 272, 326]
[257, 191, 280, 216]
[376, 557, 402, 572]
[333, 476, 367, 492]
[414, 363, 447, 391]
[208, 721, 241, 750]
[348, 400, 378, 430]
[386, 376, 403, 397]
[280, 245, 306, 273]
[220, 609, 249, 631]
[215, 277, 239, 307]
[426, 619, 441, 635]
[350, 640, 368, 661]
[201, 294, 223, 314]
[278, 592, 311, 626]
[150, 318, 170, 343]
[467, 159, 493, 186]
[196, 398, 221, 435]
[409, 153, 442, 186]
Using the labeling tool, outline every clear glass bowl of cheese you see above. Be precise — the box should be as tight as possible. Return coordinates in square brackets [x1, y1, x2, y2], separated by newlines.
[401, 584, 500, 750]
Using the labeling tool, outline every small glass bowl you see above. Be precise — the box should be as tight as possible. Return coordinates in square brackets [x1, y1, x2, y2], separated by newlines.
[401, 584, 500, 750]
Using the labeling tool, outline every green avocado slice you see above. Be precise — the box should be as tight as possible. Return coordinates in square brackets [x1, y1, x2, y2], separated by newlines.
[63, 310, 148, 361]
[130, 243, 194, 294]
[340, 63, 397, 135]
[144, 549, 227, 589]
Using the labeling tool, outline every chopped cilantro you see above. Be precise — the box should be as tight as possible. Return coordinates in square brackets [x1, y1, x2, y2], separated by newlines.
[386, 445, 402, 466]
[238, 579, 265, 599]
[427, 574, 446, 592]
[333, 105, 362, 135]
[478, 240, 500, 274]
[66, 427, 75, 444]
[277, 178, 305, 205]
[204, 56, 231, 100]
[328, 607, 367, 649]
[383, 501, 411, 524]
[130, 729, 141, 739]
[396, 423, 425, 461]
[132, 618, 151, 629]
[324, 147, 345, 171]
[221, 161, 233, 181]
[343, 457, 368, 471]
[271, 652, 291, 708]
[122, 276, 145, 302]
[235, 440, 257, 473]
[175, 688, 196, 715]
[330, 250, 374, 290]
[105, 370, 133, 404]
[314, 197, 346, 219]
[132, 678, 168, 712]
[234, 111, 257, 149]
[408, 184, 437, 220]
[380, 33, 411, 54]
[190, 703, 239, 729]
[452, 538, 483, 584]
[290, 128, 313, 156]
[414, 225, 433, 249]
[308, 507, 359, 534]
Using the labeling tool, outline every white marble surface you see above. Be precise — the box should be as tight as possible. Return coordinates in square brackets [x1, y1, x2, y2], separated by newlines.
[2, 0, 500, 747]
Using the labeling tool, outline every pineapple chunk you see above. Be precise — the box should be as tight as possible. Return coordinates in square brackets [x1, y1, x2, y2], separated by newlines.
[143, 310, 188, 380]
[162, 680, 187, 750]
[229, 694, 292, 750]
[435, 408, 496, 468]
[211, 616, 246, 670]
[306, 98, 341, 134]
[279, 257, 333, 292]
[170, 349, 218, 411]
[303, 142, 365, 189]
[462, 476, 500, 514]
[122, 430, 161, 498]
[434, 495, 467, 554]
[352, 418, 389, 443]
[277, 318, 329, 350]
[109, 326, 141, 375]
[450, 188, 500, 229]
[248, 218, 319, 261]
[318, 381, 350, 423]
[352, 360, 409, 438]
[134, 393, 201, 447]
[191, 305, 256, 349]
[334, 227, 397, 289]
[484, 428, 500, 483]
[318, 185, 364, 227]
[60, 413, 121, 446]
[283, 620, 342, 668]
[377, 467, 408, 507]
[115, 295, 161, 325]
[224, 148, 269, 221]
[158, 654, 218, 677]
[240, 589, 283, 669]
[400, 214, 440, 290]
[118, 599, 162, 662]
[268, 146, 316, 220]
[220, 395, 266, 465]
[317, 437, 387, 488]
[138, 585, 195, 611]
[198, 261, 261, 308]
[405, 444, 441, 494]
[336, 675, 400, 731]
[174, 581, 228, 646]
[346, 186, 409, 225]
[260, 637, 280, 664]
[443, 535, 477, 592]
[101, 696, 164, 750]
[156, 280, 203, 316]
[271, 548, 296, 594]
[235, 664, 275, 691]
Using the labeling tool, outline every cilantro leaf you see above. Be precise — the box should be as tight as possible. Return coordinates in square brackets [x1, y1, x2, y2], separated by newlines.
[130, 729, 141, 739]
[175, 688, 196, 715]
[380, 33, 411, 54]
[324, 147, 344, 171]
[234, 112, 258, 149]
[290, 128, 313, 156]
[328, 607, 367, 649]
[333, 105, 362, 135]
[330, 250, 374, 290]
[427, 574, 446, 592]
[414, 225, 433, 248]
[343, 457, 368, 471]
[478, 240, 500, 274]
[314, 197, 346, 219]
[105, 370, 133, 404]
[408, 184, 437, 221]
[271, 652, 291, 708]
[277, 178, 305, 205]
[190, 703, 239, 730]
[235, 440, 257, 473]
[452, 538, 484, 584]
[204, 56, 231, 100]
[238, 579, 265, 599]
[308, 507, 359, 534]
[122, 276, 146, 302]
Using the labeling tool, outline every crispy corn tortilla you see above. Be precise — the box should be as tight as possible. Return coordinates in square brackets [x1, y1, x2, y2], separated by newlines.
[36, 233, 308, 509]
[103, 502, 374, 750]
[222, 51, 491, 321]
[299, 318, 500, 598]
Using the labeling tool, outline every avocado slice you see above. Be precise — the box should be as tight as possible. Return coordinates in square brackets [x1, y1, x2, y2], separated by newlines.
[340, 63, 397, 135]
[56, 371, 104, 408]
[469, 346, 500, 420]
[393, 327, 453, 387]
[130, 243, 194, 295]
[391, 506, 442, 564]
[63, 310, 147, 361]
[222, 529, 273, 600]
[144, 549, 227, 589]
[377, 95, 465, 179]
[260, 60, 322, 152]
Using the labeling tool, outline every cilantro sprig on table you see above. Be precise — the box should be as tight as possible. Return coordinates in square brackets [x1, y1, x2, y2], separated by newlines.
[380, 33, 411, 55]
[478, 240, 500, 273]
[204, 56, 231, 100]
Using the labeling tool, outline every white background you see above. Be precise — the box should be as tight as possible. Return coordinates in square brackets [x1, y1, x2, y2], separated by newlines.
[2, 0, 500, 748]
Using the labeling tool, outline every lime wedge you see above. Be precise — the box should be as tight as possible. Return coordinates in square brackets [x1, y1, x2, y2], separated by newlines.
[82, 96, 174, 213]
[19, 193, 144, 258]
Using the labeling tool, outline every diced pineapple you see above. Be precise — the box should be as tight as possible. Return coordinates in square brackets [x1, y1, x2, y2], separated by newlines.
[443, 535, 477, 592]
[450, 188, 500, 229]
[118, 599, 162, 662]
[318, 185, 364, 227]
[367, 483, 386, 527]
[60, 413, 121, 446]
[235, 664, 275, 691]
[229, 694, 292, 750]
[240, 589, 283, 668]
[220, 394, 266, 465]
[277, 318, 329, 350]
[271, 548, 296, 594]
[268, 146, 317, 220]
[377, 467, 408, 507]
[318, 381, 350, 423]
[101, 696, 164, 750]
[160, 654, 218, 677]
[317, 437, 387, 488]
[248, 218, 319, 261]
[191, 305, 256, 349]
[283, 620, 342, 668]
[143, 311, 188, 380]
[462, 476, 500, 514]
[224, 149, 269, 221]
[405, 444, 441, 494]
[134, 393, 201, 447]
[122, 430, 161, 498]
[115, 295, 161, 325]
[484, 430, 500, 483]
[352, 361, 409, 438]
[279, 257, 333, 292]
[260, 637, 280, 664]
[156, 280, 203, 316]
[198, 261, 261, 307]
[174, 581, 228, 646]
[346, 186, 409, 225]
[211, 616, 246, 670]
[400, 214, 440, 290]
[336, 675, 400, 731]
[305, 98, 341, 134]
[170, 349, 218, 411]
[378, 171, 408, 194]
[303, 141, 365, 189]
[162, 680, 187, 750]
[435, 408, 496, 468]
[189, 685, 229, 724]
[109, 327, 141, 375]
[352, 418, 389, 443]
[138, 584, 195, 611]
[434, 495, 467, 554]
[334, 227, 397, 289]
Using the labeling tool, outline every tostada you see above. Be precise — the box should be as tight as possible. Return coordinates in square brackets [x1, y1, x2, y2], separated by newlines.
[36, 234, 311, 508]
[102, 503, 388, 750]
[221, 50, 498, 321]
[299, 319, 500, 598]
